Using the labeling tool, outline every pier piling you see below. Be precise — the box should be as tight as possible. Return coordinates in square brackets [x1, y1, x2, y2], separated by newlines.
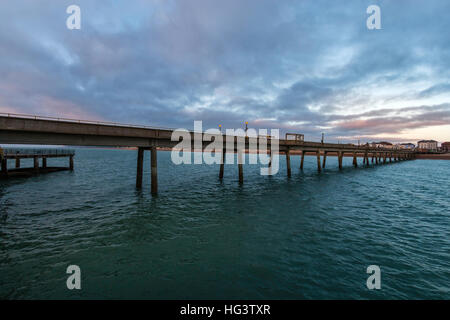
[136, 147, 144, 189]
[286, 149, 291, 177]
[268, 151, 273, 175]
[151, 146, 158, 194]
[1, 158, 7, 174]
[338, 151, 343, 170]
[316, 150, 321, 173]
[322, 151, 327, 169]
[33, 156, 39, 172]
[69, 155, 74, 171]
[42, 157, 47, 168]
[219, 149, 225, 180]
[353, 153, 357, 167]
[238, 150, 244, 184]
[15, 158, 20, 168]
[300, 151, 305, 170]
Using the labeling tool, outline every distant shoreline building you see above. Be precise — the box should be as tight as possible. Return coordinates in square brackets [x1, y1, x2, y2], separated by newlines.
[371, 141, 394, 149]
[396, 143, 415, 150]
[417, 140, 438, 152]
[441, 142, 450, 153]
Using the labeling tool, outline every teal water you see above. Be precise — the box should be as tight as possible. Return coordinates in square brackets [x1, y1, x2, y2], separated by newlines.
[0, 149, 449, 299]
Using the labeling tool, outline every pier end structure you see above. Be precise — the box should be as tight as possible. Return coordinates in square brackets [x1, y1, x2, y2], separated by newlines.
[0, 147, 75, 178]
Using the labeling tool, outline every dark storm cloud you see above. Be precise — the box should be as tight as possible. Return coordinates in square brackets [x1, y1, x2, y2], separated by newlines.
[1, 0, 450, 140]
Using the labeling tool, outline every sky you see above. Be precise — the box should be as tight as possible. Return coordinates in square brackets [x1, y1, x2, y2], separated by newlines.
[0, 0, 449, 144]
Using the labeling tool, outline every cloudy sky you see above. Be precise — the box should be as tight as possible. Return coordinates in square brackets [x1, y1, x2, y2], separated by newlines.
[0, 0, 449, 143]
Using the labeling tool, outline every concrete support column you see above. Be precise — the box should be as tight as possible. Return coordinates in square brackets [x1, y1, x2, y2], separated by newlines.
[238, 149, 244, 184]
[322, 151, 327, 169]
[151, 147, 158, 194]
[136, 147, 144, 189]
[15, 158, 20, 168]
[268, 151, 273, 175]
[34, 156, 39, 172]
[300, 151, 305, 170]
[219, 149, 225, 180]
[316, 150, 321, 173]
[286, 149, 291, 177]
[338, 152, 343, 170]
[69, 155, 74, 171]
[1, 158, 7, 174]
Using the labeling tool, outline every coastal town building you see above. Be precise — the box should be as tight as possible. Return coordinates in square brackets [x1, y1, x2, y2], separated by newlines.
[417, 140, 438, 151]
[441, 142, 450, 153]
[371, 141, 394, 149]
[397, 143, 415, 150]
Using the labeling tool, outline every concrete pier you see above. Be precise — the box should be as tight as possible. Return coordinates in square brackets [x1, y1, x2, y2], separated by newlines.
[0, 113, 417, 191]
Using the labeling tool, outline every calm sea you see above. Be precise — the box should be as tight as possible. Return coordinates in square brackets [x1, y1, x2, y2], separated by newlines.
[0, 148, 449, 299]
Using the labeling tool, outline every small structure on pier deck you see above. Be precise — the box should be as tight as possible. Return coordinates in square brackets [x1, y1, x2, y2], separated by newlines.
[0, 147, 75, 178]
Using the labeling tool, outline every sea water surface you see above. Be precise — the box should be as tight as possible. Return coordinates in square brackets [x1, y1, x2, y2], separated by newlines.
[0, 148, 449, 299]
